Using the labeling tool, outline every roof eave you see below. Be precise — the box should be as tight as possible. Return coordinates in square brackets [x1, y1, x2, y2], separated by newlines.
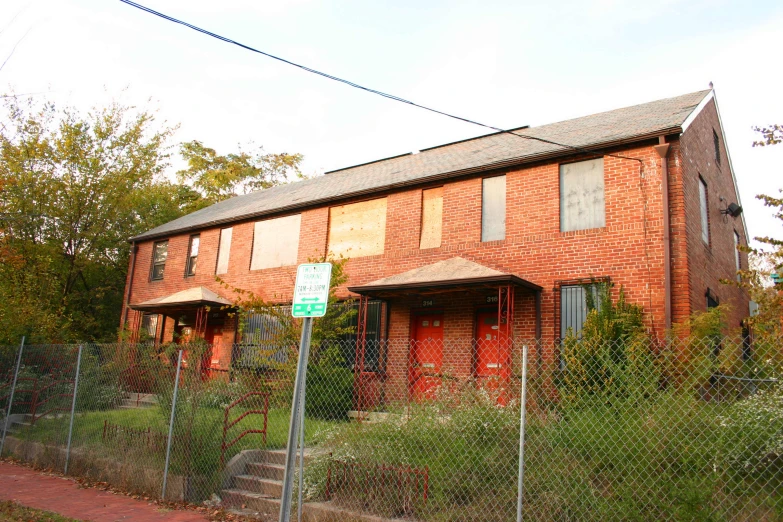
[129, 127, 682, 243]
[348, 274, 542, 295]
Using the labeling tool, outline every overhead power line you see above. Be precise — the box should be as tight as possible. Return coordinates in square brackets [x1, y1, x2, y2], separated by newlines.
[117, 0, 642, 164]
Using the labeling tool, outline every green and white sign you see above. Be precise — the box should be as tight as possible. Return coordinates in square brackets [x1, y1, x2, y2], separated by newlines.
[291, 263, 332, 317]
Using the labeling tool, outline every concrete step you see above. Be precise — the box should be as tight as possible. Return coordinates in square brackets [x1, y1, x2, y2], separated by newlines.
[247, 462, 286, 481]
[259, 449, 288, 466]
[234, 475, 282, 497]
[221, 488, 281, 514]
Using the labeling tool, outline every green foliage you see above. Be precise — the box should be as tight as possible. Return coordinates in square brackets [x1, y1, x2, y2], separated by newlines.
[220, 255, 357, 419]
[559, 283, 657, 405]
[305, 394, 520, 520]
[0, 97, 195, 343]
[177, 140, 302, 204]
[719, 384, 783, 477]
[304, 360, 353, 420]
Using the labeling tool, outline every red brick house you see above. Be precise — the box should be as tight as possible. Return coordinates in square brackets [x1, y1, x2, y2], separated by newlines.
[121, 89, 749, 398]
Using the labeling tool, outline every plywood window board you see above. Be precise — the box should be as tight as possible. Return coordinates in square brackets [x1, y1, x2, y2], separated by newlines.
[328, 198, 387, 258]
[420, 187, 443, 249]
[481, 175, 506, 242]
[250, 214, 301, 270]
[215, 227, 233, 275]
[560, 158, 605, 232]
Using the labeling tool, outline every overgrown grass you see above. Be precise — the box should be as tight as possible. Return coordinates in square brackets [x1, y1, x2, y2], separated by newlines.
[304, 390, 783, 521]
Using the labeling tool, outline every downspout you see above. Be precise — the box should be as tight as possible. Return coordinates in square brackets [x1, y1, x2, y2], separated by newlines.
[123, 241, 138, 330]
[653, 139, 672, 331]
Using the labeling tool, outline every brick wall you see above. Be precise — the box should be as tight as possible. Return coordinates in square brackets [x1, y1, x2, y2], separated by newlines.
[122, 142, 678, 344]
[679, 99, 750, 331]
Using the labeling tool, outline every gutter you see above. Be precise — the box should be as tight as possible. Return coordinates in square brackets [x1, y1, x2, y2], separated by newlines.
[122, 241, 138, 328]
[129, 129, 682, 243]
[653, 139, 672, 330]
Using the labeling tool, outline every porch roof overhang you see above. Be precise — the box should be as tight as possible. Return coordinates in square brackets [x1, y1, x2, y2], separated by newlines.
[347, 257, 542, 299]
[130, 286, 233, 312]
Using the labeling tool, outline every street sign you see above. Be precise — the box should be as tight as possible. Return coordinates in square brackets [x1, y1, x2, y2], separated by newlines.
[291, 263, 332, 317]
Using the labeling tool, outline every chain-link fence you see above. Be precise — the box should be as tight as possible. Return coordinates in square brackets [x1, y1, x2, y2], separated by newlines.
[1, 335, 782, 521]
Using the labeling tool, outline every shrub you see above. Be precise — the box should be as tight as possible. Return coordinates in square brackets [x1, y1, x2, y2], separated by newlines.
[719, 384, 783, 476]
[559, 283, 658, 405]
[304, 394, 520, 520]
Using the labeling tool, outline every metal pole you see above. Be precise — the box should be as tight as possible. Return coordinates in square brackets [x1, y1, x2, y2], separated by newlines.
[162, 350, 184, 500]
[516, 344, 528, 522]
[279, 317, 313, 522]
[0, 337, 25, 456]
[64, 344, 83, 474]
[0, 337, 25, 457]
[296, 355, 309, 522]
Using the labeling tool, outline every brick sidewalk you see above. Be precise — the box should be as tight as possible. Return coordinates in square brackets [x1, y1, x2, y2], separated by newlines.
[0, 461, 209, 522]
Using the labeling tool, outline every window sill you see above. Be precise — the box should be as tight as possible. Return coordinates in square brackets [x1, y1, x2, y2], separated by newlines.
[559, 226, 607, 237]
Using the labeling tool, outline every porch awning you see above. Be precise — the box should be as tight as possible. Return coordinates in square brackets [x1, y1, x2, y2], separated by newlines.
[347, 257, 541, 298]
[130, 286, 233, 311]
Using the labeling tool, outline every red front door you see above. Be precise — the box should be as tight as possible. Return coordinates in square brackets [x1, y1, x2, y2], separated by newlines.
[475, 311, 511, 402]
[409, 314, 444, 400]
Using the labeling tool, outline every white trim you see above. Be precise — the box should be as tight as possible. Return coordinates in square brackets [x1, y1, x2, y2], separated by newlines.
[681, 90, 714, 132]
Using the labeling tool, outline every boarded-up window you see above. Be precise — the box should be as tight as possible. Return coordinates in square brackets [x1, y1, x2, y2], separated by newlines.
[560, 158, 605, 232]
[215, 227, 233, 275]
[481, 176, 505, 242]
[420, 187, 443, 249]
[250, 214, 301, 270]
[328, 198, 387, 258]
[699, 176, 709, 244]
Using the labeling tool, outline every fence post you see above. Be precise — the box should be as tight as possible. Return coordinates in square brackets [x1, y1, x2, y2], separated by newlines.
[516, 344, 528, 522]
[64, 344, 84, 475]
[0, 336, 25, 457]
[162, 349, 184, 500]
[279, 316, 313, 522]
[296, 360, 310, 522]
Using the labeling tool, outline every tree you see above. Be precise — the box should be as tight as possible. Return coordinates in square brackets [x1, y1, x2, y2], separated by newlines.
[177, 140, 303, 204]
[723, 124, 783, 339]
[0, 97, 196, 342]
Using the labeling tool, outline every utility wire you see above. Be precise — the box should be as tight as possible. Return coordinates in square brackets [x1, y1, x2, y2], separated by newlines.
[118, 0, 642, 164]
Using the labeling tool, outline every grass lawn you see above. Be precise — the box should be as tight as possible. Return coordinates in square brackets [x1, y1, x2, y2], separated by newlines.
[14, 403, 344, 500]
[19, 405, 342, 452]
[0, 501, 79, 522]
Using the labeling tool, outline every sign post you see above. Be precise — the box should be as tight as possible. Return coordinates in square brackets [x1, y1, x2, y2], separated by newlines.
[279, 263, 332, 522]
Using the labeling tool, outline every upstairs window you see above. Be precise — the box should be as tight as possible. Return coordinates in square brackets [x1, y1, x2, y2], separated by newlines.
[713, 129, 721, 166]
[734, 230, 742, 282]
[481, 175, 506, 242]
[185, 234, 200, 277]
[699, 176, 710, 245]
[560, 158, 605, 232]
[215, 227, 233, 275]
[150, 240, 168, 280]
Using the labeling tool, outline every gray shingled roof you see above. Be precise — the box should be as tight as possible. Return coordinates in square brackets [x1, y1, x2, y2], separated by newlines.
[131, 90, 710, 241]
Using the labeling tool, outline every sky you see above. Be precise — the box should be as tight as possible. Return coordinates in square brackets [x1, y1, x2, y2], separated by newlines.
[1, 0, 782, 247]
